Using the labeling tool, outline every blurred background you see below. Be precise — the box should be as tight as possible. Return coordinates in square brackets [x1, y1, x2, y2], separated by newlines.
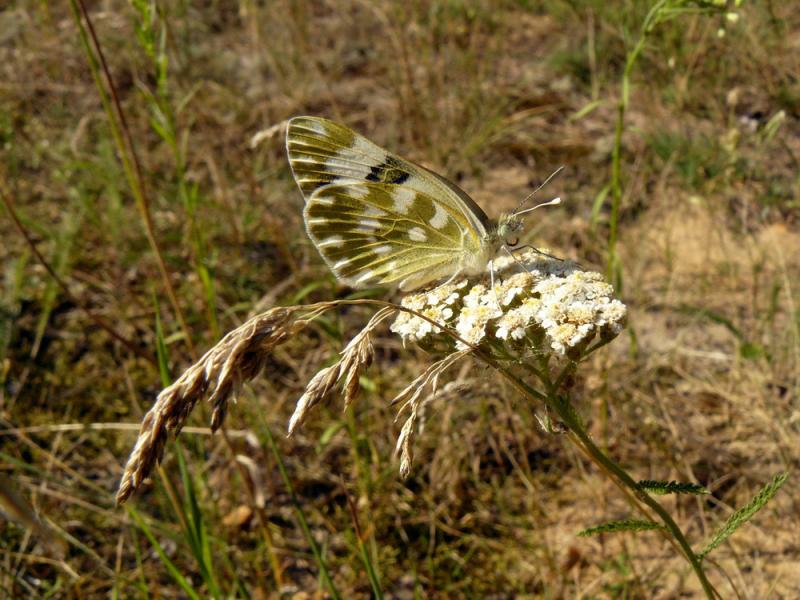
[1, 1, 798, 597]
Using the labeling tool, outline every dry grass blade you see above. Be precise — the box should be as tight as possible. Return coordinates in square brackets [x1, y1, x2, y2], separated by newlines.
[116, 307, 297, 505]
[288, 365, 341, 436]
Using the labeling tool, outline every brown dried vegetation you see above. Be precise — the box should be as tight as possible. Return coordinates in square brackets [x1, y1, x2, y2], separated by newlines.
[1, 1, 798, 597]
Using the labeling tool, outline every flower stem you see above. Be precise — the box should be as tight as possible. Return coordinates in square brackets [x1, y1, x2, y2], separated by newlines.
[499, 370, 718, 599]
[565, 421, 717, 599]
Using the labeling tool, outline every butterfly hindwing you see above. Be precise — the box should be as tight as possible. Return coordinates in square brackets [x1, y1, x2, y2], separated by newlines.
[304, 182, 484, 290]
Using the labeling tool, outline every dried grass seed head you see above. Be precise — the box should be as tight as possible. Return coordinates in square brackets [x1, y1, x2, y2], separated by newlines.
[116, 307, 295, 505]
[287, 307, 393, 435]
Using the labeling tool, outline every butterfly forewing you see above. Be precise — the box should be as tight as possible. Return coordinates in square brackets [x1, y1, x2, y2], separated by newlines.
[287, 117, 490, 230]
[287, 116, 495, 290]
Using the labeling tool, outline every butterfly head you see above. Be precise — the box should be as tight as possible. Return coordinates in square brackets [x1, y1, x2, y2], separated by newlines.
[492, 196, 562, 249]
[494, 213, 525, 249]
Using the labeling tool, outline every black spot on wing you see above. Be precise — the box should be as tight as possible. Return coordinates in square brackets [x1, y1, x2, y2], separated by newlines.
[389, 170, 410, 184]
[365, 157, 412, 185]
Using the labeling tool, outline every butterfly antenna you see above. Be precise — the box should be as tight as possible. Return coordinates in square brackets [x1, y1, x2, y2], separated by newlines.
[514, 196, 562, 218]
[512, 165, 565, 215]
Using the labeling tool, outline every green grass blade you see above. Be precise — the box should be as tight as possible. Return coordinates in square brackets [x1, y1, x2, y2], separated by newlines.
[153, 298, 172, 387]
[128, 507, 202, 600]
[0, 250, 29, 385]
[174, 447, 223, 599]
[578, 519, 665, 537]
[261, 423, 342, 600]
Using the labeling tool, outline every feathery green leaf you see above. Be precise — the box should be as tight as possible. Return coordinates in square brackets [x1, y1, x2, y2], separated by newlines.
[698, 472, 788, 560]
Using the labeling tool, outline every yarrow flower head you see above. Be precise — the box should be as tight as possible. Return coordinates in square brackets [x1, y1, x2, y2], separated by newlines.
[390, 249, 627, 358]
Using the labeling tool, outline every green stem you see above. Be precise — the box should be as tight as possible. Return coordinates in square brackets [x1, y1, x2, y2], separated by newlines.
[565, 420, 716, 598]
[70, 0, 197, 359]
[500, 370, 717, 599]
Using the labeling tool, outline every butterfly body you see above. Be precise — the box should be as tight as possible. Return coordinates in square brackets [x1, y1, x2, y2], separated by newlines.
[286, 116, 524, 291]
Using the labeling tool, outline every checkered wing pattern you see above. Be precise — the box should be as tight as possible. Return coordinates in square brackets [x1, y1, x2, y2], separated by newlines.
[286, 116, 493, 290]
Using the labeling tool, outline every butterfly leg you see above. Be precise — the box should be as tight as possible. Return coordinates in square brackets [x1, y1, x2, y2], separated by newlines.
[502, 245, 539, 278]
[489, 260, 507, 309]
[420, 268, 464, 295]
[510, 245, 584, 271]
[439, 268, 464, 288]
[511, 244, 565, 262]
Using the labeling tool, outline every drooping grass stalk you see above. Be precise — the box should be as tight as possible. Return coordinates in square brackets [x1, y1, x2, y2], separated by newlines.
[69, 0, 196, 359]
[122, 304, 279, 596]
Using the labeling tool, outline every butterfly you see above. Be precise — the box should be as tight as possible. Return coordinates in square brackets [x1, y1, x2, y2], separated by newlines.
[286, 116, 556, 291]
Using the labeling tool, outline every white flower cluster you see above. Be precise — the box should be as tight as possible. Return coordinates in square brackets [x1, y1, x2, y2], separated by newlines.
[390, 250, 627, 356]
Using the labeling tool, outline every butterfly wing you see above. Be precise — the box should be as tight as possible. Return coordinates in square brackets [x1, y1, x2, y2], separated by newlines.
[286, 116, 492, 233]
[304, 181, 487, 290]
[287, 116, 493, 290]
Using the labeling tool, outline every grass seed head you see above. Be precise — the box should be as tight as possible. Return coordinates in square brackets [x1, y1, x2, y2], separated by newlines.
[116, 307, 295, 505]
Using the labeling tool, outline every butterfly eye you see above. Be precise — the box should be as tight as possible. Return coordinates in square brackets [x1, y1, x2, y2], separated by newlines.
[507, 237, 519, 247]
